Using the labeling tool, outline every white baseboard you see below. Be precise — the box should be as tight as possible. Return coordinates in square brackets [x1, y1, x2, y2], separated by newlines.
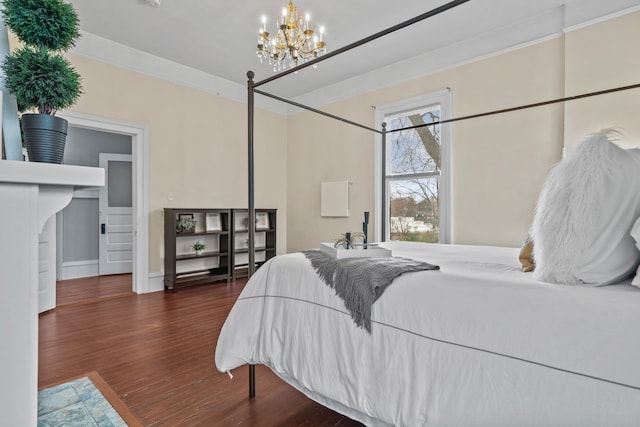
[135, 271, 164, 294]
[59, 263, 163, 294]
[60, 260, 99, 280]
[142, 271, 165, 294]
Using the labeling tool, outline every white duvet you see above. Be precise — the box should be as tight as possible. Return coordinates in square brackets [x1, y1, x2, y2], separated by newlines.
[215, 242, 640, 426]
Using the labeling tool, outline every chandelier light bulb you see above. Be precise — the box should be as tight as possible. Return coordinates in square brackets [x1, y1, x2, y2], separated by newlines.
[256, 1, 327, 72]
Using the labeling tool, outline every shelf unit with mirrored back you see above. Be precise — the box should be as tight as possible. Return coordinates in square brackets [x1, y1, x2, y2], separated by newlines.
[164, 208, 231, 291]
[231, 209, 277, 278]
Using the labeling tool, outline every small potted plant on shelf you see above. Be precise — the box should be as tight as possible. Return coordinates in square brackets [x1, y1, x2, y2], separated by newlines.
[176, 217, 197, 234]
[192, 241, 206, 256]
[1, 0, 82, 164]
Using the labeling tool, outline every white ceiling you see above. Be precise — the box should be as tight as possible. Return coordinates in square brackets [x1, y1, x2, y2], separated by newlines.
[67, 0, 640, 111]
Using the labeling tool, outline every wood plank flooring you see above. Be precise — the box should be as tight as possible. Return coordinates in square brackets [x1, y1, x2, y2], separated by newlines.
[39, 277, 363, 426]
[56, 273, 134, 307]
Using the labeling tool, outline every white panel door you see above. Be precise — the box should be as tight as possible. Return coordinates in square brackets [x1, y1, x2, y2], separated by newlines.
[99, 153, 133, 275]
[38, 217, 56, 313]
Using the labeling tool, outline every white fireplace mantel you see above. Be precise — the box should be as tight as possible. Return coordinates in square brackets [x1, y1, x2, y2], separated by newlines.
[0, 160, 104, 427]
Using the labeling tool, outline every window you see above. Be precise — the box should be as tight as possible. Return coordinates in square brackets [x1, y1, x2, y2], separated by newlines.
[375, 91, 451, 243]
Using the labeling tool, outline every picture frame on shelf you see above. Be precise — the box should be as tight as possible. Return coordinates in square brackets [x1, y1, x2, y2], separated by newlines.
[176, 213, 196, 234]
[206, 213, 222, 231]
[256, 212, 270, 230]
[236, 213, 249, 231]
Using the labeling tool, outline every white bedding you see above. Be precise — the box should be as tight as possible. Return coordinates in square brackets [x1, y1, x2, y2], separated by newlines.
[215, 241, 640, 426]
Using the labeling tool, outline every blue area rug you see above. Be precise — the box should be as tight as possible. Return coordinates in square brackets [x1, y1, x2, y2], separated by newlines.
[38, 376, 127, 427]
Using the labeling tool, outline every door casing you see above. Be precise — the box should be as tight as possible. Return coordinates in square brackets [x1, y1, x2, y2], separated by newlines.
[57, 111, 149, 293]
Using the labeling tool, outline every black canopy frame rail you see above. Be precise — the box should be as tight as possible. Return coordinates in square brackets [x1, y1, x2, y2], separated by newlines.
[244, 0, 640, 399]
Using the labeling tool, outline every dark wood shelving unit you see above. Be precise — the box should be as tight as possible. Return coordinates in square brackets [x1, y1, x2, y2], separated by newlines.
[164, 208, 232, 291]
[176, 251, 226, 261]
[164, 208, 277, 290]
[231, 209, 277, 278]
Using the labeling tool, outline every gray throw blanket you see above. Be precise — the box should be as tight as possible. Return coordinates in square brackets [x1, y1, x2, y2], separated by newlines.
[303, 250, 440, 333]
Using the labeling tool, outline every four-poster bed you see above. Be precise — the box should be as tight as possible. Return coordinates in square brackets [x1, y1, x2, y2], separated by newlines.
[216, 1, 640, 424]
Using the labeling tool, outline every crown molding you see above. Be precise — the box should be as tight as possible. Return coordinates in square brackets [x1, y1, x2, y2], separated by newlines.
[70, 2, 640, 116]
[564, 3, 640, 33]
[290, 2, 640, 113]
[70, 32, 289, 115]
[289, 7, 565, 114]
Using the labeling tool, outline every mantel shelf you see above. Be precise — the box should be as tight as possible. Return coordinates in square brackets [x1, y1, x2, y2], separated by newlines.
[0, 159, 104, 188]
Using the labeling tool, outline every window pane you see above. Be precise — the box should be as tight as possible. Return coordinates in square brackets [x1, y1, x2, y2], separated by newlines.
[388, 106, 440, 175]
[389, 178, 439, 243]
[107, 160, 132, 208]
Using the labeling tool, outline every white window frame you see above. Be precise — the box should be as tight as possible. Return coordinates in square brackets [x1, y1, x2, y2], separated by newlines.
[374, 89, 452, 243]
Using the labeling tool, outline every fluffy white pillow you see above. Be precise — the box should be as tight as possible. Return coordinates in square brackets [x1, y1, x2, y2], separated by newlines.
[531, 130, 640, 285]
[631, 218, 640, 287]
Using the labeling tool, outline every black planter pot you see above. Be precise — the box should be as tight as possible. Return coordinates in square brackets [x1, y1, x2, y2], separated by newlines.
[21, 113, 69, 164]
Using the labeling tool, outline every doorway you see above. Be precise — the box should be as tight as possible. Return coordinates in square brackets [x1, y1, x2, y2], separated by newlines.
[57, 128, 133, 282]
[56, 111, 149, 295]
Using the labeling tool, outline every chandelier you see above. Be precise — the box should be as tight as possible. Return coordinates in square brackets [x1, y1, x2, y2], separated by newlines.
[256, 1, 327, 72]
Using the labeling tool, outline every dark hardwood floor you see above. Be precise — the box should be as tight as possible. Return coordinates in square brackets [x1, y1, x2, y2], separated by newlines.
[56, 273, 134, 307]
[40, 276, 363, 426]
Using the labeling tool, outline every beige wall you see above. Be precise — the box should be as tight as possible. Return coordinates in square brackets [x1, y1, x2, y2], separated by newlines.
[287, 37, 565, 252]
[287, 100, 376, 253]
[564, 12, 640, 148]
[68, 55, 288, 274]
[286, 11, 640, 252]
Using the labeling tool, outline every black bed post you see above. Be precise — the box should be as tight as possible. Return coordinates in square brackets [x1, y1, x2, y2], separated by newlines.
[247, 70, 257, 399]
[247, 70, 257, 280]
[381, 122, 387, 242]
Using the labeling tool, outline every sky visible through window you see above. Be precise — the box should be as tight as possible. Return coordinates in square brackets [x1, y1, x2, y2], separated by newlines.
[389, 106, 440, 176]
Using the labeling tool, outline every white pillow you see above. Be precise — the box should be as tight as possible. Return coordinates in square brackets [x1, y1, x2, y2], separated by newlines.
[631, 217, 640, 287]
[531, 130, 640, 285]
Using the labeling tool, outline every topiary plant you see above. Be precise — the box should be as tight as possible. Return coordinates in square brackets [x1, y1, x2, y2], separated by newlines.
[0, 0, 83, 163]
[1, 0, 82, 115]
[2, 0, 79, 50]
[2, 47, 81, 114]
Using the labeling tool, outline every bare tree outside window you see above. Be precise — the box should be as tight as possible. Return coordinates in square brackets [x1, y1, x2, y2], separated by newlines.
[387, 106, 441, 243]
